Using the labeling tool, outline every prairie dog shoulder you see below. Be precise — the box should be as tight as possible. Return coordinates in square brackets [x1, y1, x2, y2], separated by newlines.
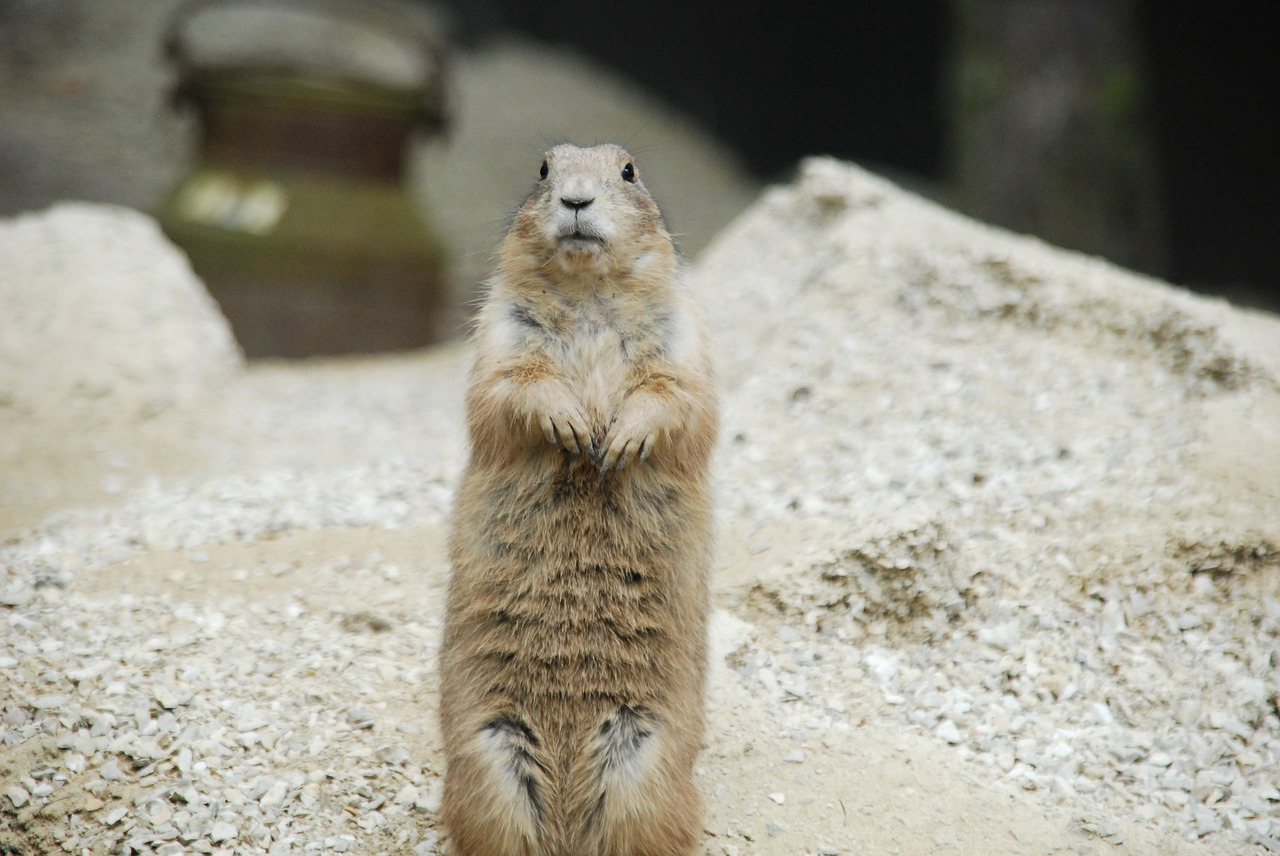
[440, 143, 717, 855]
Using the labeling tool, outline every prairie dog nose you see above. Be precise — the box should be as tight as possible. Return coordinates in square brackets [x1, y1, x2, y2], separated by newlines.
[560, 174, 597, 210]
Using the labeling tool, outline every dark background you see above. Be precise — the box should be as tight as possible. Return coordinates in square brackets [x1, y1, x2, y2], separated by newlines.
[435, 0, 1278, 312]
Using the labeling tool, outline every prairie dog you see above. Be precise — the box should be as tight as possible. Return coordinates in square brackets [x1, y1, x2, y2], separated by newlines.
[439, 143, 717, 855]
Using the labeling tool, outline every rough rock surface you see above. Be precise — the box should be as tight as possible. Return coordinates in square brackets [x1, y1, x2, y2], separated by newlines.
[3, 161, 1279, 855]
[0, 202, 241, 419]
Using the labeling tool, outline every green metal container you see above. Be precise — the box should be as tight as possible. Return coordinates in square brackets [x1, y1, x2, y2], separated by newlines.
[156, 0, 450, 358]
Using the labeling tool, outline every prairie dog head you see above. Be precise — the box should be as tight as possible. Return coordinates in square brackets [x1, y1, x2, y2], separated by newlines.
[504, 144, 674, 281]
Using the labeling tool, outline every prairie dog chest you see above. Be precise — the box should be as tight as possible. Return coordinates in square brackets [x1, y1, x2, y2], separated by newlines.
[558, 306, 636, 419]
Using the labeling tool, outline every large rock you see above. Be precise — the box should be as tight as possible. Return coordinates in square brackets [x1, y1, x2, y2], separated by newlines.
[0, 202, 241, 420]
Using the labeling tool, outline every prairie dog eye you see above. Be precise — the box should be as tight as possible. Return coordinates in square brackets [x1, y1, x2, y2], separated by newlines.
[621, 162, 636, 182]
[539, 160, 549, 180]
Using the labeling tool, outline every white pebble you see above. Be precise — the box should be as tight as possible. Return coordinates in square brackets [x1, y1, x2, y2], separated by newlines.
[259, 780, 288, 809]
[209, 821, 237, 843]
[98, 758, 127, 781]
[936, 720, 962, 745]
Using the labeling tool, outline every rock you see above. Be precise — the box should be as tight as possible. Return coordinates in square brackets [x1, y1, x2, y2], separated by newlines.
[258, 780, 288, 809]
[345, 707, 376, 729]
[936, 721, 962, 745]
[208, 821, 237, 843]
[98, 758, 128, 781]
[0, 203, 242, 420]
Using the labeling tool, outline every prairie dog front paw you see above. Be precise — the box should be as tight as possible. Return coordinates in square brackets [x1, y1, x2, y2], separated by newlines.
[598, 391, 681, 473]
[539, 405, 592, 456]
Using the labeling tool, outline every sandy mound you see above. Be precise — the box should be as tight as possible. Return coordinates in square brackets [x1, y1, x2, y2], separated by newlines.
[2, 161, 1279, 855]
[698, 159, 1280, 851]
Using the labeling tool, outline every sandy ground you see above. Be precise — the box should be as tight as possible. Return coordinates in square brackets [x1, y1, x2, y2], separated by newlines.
[3, 159, 1280, 855]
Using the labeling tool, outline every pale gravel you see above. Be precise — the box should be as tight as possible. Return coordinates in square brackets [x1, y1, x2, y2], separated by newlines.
[3, 158, 1280, 855]
[698, 160, 1280, 851]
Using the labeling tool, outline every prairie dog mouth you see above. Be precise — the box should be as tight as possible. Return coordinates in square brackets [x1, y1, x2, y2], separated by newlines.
[558, 226, 605, 247]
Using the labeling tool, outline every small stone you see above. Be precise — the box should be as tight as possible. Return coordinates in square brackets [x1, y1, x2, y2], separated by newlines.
[235, 709, 270, 732]
[99, 758, 127, 781]
[415, 780, 442, 813]
[783, 750, 806, 763]
[768, 792, 786, 805]
[1047, 741, 1073, 758]
[376, 745, 411, 766]
[1175, 613, 1203, 631]
[346, 707, 376, 729]
[101, 807, 129, 826]
[143, 799, 174, 826]
[6, 785, 29, 808]
[259, 780, 288, 809]
[936, 720, 962, 744]
[757, 668, 779, 693]
[1109, 744, 1144, 764]
[152, 684, 192, 710]
[1254, 836, 1280, 853]
[209, 821, 237, 843]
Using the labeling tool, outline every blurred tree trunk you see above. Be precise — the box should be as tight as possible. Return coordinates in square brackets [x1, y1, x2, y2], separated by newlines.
[946, 0, 1167, 276]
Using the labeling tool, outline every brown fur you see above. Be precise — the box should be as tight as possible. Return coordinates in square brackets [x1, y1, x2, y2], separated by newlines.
[439, 144, 717, 855]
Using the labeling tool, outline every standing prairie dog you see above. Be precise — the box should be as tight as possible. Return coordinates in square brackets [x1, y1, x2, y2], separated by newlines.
[439, 143, 717, 855]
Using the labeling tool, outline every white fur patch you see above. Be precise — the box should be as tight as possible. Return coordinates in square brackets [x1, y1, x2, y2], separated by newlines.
[487, 299, 533, 352]
[663, 301, 698, 365]
[597, 712, 659, 792]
